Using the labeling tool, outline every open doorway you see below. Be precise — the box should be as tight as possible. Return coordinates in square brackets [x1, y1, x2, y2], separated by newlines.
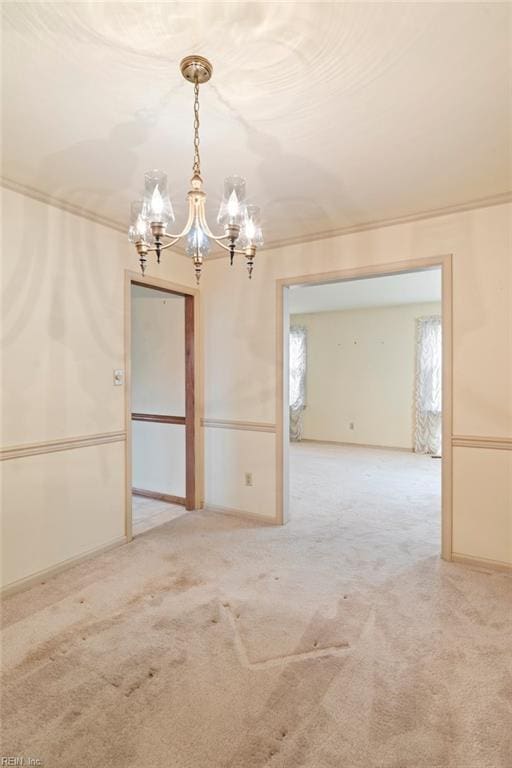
[277, 258, 452, 561]
[125, 274, 199, 538]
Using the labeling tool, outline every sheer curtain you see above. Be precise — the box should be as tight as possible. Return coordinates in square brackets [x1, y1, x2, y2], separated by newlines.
[289, 326, 307, 441]
[414, 315, 442, 454]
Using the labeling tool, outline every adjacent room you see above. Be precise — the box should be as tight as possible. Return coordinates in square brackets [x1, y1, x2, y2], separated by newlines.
[287, 269, 443, 561]
[1, 3, 511, 767]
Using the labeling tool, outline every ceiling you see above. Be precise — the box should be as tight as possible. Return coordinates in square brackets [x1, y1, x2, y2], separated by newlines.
[2, 3, 511, 247]
[289, 268, 441, 314]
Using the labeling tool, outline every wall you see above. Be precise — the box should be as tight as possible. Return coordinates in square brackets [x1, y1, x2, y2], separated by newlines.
[201, 202, 512, 567]
[0, 187, 196, 589]
[292, 302, 441, 449]
[131, 288, 185, 497]
[2, 191, 511, 586]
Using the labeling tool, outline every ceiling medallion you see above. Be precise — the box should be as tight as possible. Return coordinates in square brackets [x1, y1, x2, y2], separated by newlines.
[128, 55, 263, 282]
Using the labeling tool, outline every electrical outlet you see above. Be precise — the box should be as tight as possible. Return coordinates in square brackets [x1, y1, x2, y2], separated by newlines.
[349, 422, 355, 430]
[245, 472, 253, 487]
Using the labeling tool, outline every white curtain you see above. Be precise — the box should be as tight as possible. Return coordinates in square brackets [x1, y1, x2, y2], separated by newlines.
[289, 326, 307, 441]
[414, 315, 442, 455]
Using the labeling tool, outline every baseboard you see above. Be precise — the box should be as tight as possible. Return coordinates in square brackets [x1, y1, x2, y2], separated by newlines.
[204, 503, 279, 526]
[132, 488, 186, 506]
[452, 553, 512, 574]
[299, 438, 412, 452]
[1, 535, 129, 597]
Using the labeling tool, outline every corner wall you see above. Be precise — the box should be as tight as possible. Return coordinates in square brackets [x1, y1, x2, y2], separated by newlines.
[0, 187, 196, 589]
[201, 203, 512, 566]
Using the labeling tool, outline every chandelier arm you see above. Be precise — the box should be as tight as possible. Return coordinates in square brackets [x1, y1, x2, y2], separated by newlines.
[157, 195, 197, 241]
[196, 200, 217, 238]
[213, 239, 247, 256]
[209, 234, 231, 243]
[196, 202, 233, 243]
[158, 231, 188, 241]
[146, 236, 181, 253]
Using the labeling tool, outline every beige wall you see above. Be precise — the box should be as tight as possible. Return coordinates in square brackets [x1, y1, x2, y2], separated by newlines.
[131, 290, 185, 497]
[292, 302, 441, 449]
[0, 187, 195, 589]
[201, 202, 512, 566]
[1, 189, 511, 587]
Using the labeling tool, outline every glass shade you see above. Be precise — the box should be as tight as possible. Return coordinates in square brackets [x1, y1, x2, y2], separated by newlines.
[238, 205, 263, 248]
[186, 223, 210, 259]
[142, 170, 174, 225]
[217, 175, 247, 226]
[128, 200, 153, 244]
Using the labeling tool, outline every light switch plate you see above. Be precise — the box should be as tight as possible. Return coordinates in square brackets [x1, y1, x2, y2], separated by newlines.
[113, 369, 124, 386]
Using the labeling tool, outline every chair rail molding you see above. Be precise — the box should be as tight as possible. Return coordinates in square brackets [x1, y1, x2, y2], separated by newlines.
[201, 418, 276, 433]
[132, 413, 186, 425]
[451, 435, 512, 451]
[1, 431, 126, 461]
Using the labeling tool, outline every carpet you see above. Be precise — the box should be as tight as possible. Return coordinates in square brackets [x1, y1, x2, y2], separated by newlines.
[1, 443, 511, 767]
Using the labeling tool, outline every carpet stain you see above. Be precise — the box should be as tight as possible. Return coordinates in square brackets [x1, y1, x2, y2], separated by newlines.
[127, 572, 204, 606]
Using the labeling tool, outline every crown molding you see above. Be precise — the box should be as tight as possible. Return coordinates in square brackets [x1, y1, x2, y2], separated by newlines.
[261, 191, 512, 253]
[3, 176, 510, 257]
[0, 175, 127, 234]
[0, 175, 194, 258]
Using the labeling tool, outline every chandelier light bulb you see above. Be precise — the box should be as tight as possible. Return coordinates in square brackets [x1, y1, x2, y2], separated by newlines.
[128, 200, 152, 245]
[218, 175, 247, 227]
[245, 205, 263, 246]
[227, 190, 240, 219]
[142, 170, 174, 225]
[136, 216, 146, 238]
[245, 216, 256, 242]
[128, 56, 262, 281]
[238, 205, 263, 256]
[151, 186, 164, 218]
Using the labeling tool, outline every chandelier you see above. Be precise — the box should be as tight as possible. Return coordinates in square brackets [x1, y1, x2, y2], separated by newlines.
[128, 55, 263, 283]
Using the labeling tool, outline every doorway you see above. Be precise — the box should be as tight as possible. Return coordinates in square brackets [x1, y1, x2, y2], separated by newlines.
[125, 272, 201, 538]
[276, 257, 453, 560]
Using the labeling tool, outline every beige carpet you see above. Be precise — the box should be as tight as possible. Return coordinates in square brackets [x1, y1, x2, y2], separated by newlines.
[2, 443, 511, 767]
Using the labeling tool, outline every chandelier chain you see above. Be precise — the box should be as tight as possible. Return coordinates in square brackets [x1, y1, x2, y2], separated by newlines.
[193, 80, 201, 176]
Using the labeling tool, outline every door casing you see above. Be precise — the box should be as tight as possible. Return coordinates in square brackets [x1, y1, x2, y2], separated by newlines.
[275, 255, 453, 561]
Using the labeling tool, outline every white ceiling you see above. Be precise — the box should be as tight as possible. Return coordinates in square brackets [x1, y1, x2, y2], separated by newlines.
[2, 3, 511, 246]
[289, 268, 441, 314]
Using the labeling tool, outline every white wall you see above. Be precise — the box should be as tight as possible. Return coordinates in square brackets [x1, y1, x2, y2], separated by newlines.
[131, 289, 185, 497]
[292, 302, 441, 449]
[201, 202, 512, 566]
[2, 191, 511, 586]
[1, 187, 196, 589]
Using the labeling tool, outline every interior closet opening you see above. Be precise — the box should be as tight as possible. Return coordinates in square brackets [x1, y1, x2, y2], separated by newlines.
[279, 262, 451, 560]
[127, 279, 196, 536]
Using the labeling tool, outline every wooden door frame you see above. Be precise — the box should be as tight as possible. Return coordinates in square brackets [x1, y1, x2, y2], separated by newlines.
[124, 270, 203, 540]
[276, 254, 453, 561]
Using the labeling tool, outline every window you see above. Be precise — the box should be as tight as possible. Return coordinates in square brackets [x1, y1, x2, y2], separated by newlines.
[289, 326, 307, 440]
